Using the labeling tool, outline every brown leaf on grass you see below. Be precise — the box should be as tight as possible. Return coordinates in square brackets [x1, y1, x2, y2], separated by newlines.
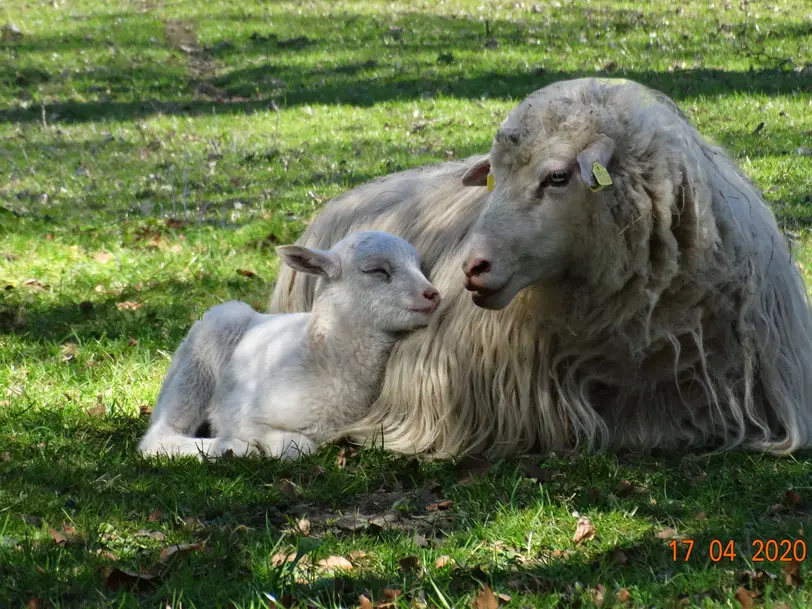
[591, 584, 606, 608]
[358, 595, 374, 609]
[413, 533, 428, 548]
[496, 593, 511, 602]
[48, 527, 67, 546]
[435, 555, 453, 568]
[398, 555, 420, 574]
[146, 508, 161, 522]
[617, 588, 631, 602]
[103, 567, 160, 591]
[86, 402, 106, 417]
[26, 598, 41, 609]
[473, 585, 499, 609]
[611, 546, 628, 566]
[519, 462, 553, 483]
[140, 404, 154, 417]
[128, 337, 138, 347]
[336, 513, 368, 531]
[348, 550, 367, 561]
[573, 515, 596, 544]
[784, 489, 802, 507]
[165, 218, 186, 229]
[278, 480, 297, 500]
[271, 552, 297, 567]
[23, 278, 48, 290]
[159, 543, 202, 561]
[783, 560, 802, 588]
[616, 479, 634, 497]
[133, 529, 166, 541]
[337, 447, 348, 469]
[116, 301, 142, 311]
[426, 499, 453, 512]
[656, 527, 678, 539]
[93, 251, 113, 264]
[454, 454, 492, 483]
[318, 555, 353, 572]
[297, 518, 311, 535]
[735, 586, 755, 609]
[236, 268, 258, 278]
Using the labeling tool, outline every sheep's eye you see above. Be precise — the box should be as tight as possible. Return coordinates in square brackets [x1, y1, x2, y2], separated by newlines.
[363, 268, 390, 280]
[546, 170, 571, 187]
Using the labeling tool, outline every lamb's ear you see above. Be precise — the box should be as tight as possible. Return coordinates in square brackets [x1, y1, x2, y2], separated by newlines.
[276, 245, 341, 279]
[461, 156, 491, 186]
[576, 135, 615, 190]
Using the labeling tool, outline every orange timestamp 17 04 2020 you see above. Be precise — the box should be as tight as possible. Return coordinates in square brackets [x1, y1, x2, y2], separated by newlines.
[670, 539, 807, 562]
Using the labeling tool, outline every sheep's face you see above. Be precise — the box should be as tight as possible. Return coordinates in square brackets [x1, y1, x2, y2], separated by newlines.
[460, 91, 620, 310]
[279, 231, 441, 333]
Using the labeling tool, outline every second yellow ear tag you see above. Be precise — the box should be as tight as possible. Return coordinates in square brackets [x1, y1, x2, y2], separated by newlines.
[590, 162, 613, 192]
[486, 173, 495, 192]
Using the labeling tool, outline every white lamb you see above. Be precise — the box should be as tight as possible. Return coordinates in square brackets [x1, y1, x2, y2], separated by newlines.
[137, 231, 441, 459]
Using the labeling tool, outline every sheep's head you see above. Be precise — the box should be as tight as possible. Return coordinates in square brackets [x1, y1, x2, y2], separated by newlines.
[277, 231, 440, 333]
[460, 78, 681, 310]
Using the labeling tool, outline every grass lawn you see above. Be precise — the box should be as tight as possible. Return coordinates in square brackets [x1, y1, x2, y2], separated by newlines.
[2, 0, 812, 607]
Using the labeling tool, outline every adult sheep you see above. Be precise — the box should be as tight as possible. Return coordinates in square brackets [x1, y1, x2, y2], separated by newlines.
[270, 77, 812, 458]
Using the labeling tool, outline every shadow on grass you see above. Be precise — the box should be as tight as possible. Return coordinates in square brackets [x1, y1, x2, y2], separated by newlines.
[1, 406, 809, 607]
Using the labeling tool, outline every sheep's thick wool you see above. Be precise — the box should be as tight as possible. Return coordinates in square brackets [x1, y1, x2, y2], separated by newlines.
[270, 78, 812, 457]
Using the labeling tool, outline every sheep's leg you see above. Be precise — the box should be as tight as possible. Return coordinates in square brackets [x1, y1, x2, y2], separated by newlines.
[138, 428, 216, 460]
[254, 429, 316, 460]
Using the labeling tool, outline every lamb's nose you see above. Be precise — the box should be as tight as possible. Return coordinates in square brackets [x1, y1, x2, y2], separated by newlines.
[463, 257, 491, 279]
[422, 287, 439, 301]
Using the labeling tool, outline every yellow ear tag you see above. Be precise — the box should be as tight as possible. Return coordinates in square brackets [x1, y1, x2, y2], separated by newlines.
[590, 162, 613, 192]
[486, 173, 495, 192]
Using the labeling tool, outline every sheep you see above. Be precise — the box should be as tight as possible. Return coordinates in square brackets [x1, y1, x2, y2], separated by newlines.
[270, 77, 812, 458]
[138, 231, 441, 459]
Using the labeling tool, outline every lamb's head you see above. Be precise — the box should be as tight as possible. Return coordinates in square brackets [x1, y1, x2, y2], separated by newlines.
[277, 231, 440, 332]
[459, 78, 693, 310]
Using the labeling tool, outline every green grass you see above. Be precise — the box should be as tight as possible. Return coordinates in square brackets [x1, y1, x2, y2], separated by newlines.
[1, 0, 812, 607]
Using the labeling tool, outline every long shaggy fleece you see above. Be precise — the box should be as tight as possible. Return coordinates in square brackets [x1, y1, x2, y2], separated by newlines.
[270, 78, 812, 458]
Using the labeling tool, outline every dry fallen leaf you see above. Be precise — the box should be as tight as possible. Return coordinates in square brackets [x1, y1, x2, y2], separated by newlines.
[26, 598, 41, 609]
[278, 480, 297, 500]
[454, 454, 492, 483]
[383, 588, 402, 600]
[159, 543, 202, 561]
[93, 251, 113, 264]
[133, 529, 165, 541]
[573, 515, 596, 544]
[426, 499, 453, 512]
[591, 584, 606, 608]
[735, 586, 754, 609]
[656, 527, 678, 539]
[519, 462, 553, 483]
[60, 343, 79, 362]
[784, 490, 802, 507]
[128, 337, 138, 347]
[86, 402, 106, 417]
[48, 527, 67, 546]
[236, 268, 258, 278]
[116, 301, 142, 311]
[616, 479, 634, 497]
[611, 546, 628, 566]
[318, 555, 353, 572]
[271, 552, 297, 567]
[398, 555, 420, 574]
[147, 508, 162, 522]
[297, 518, 310, 535]
[496, 593, 511, 602]
[23, 278, 48, 290]
[358, 595, 374, 609]
[783, 560, 802, 588]
[473, 584, 499, 609]
[349, 550, 367, 561]
[413, 533, 428, 548]
[617, 588, 631, 602]
[435, 555, 453, 568]
[140, 404, 154, 417]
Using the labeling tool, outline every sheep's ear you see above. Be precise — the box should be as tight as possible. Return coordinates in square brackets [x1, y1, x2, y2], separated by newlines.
[461, 157, 491, 187]
[577, 135, 615, 190]
[276, 245, 340, 279]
